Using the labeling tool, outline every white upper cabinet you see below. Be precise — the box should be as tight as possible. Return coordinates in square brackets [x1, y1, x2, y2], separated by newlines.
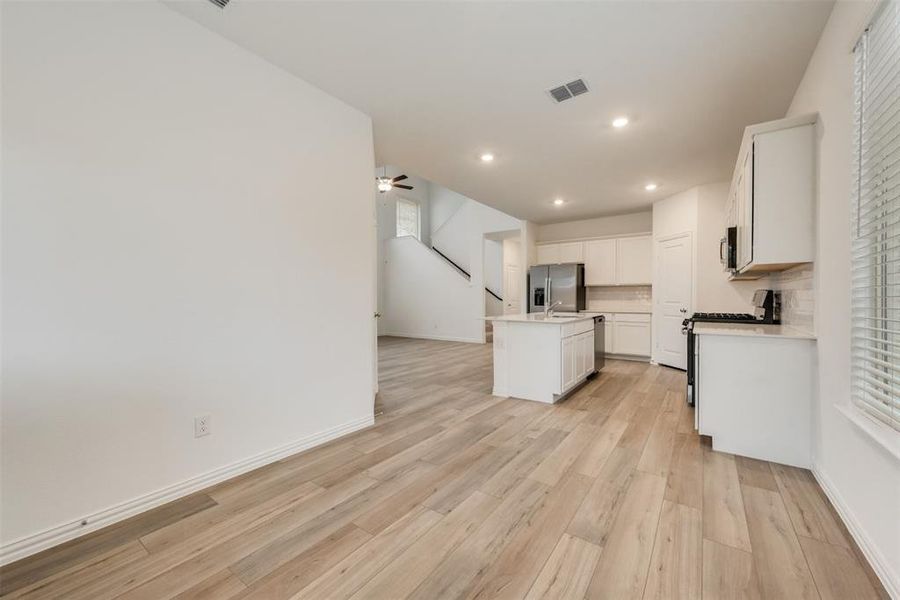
[538, 241, 584, 264]
[584, 239, 617, 285]
[537, 234, 651, 286]
[558, 241, 584, 263]
[536, 244, 560, 265]
[616, 235, 652, 285]
[730, 114, 816, 274]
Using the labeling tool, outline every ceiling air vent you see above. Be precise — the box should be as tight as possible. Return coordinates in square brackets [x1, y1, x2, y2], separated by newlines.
[207, 0, 230, 8]
[547, 79, 589, 103]
[549, 85, 572, 103]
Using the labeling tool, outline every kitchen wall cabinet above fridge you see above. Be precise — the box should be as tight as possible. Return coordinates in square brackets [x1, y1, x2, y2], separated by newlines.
[536, 234, 652, 286]
[726, 114, 817, 276]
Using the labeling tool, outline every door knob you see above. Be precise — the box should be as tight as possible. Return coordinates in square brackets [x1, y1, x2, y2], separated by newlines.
[679, 308, 687, 314]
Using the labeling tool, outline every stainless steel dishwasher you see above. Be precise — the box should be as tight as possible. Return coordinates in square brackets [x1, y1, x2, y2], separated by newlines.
[593, 315, 605, 372]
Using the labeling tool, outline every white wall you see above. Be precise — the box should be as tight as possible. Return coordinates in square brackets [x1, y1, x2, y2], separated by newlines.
[375, 170, 431, 335]
[651, 188, 699, 363]
[381, 237, 482, 342]
[430, 185, 467, 237]
[695, 182, 761, 312]
[484, 238, 503, 299]
[1, 0, 376, 561]
[783, 2, 899, 594]
[537, 211, 652, 242]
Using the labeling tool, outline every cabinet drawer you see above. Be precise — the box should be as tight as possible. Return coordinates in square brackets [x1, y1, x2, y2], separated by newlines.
[562, 319, 594, 338]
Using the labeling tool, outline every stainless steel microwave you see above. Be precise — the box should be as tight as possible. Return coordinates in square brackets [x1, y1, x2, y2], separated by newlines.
[719, 226, 737, 271]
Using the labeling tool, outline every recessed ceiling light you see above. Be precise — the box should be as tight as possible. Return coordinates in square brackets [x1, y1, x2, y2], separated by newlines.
[645, 182, 658, 191]
[612, 116, 629, 128]
[480, 153, 494, 162]
[553, 198, 565, 206]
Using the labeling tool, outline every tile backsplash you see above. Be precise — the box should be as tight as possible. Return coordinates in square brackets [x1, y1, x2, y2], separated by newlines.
[772, 264, 814, 334]
[586, 285, 652, 309]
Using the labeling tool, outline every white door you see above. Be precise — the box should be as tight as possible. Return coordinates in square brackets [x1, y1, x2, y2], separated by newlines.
[503, 264, 521, 314]
[584, 239, 617, 285]
[656, 233, 692, 369]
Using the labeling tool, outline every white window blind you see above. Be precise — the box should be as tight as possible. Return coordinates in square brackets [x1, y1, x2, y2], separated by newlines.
[851, 0, 900, 432]
[396, 198, 419, 239]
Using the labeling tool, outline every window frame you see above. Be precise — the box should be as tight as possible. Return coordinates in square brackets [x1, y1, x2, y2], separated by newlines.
[395, 197, 420, 241]
[848, 0, 900, 458]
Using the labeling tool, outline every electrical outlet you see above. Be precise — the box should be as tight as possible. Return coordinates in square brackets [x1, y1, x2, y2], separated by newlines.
[194, 414, 211, 438]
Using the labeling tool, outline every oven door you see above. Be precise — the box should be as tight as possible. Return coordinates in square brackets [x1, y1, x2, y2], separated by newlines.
[683, 319, 695, 407]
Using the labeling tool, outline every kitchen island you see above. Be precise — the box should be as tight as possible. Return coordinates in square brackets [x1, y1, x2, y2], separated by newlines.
[488, 313, 596, 403]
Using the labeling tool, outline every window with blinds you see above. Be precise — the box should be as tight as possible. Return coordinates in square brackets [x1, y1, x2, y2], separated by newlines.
[396, 198, 419, 239]
[851, 0, 900, 432]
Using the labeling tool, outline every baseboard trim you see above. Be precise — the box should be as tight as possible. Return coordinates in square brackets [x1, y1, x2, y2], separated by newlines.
[811, 464, 899, 599]
[0, 414, 375, 566]
[380, 332, 483, 344]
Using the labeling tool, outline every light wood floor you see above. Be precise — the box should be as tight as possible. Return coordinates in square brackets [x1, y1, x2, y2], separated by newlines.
[1, 337, 887, 599]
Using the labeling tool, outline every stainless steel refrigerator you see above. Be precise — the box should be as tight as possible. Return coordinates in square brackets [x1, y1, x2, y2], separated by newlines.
[528, 263, 586, 313]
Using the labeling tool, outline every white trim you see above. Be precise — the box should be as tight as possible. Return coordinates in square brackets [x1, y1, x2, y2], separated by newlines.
[379, 331, 483, 344]
[812, 465, 900, 599]
[535, 230, 652, 245]
[836, 402, 900, 462]
[0, 414, 374, 566]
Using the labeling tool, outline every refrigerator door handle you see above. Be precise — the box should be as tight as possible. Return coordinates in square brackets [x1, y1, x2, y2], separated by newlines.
[547, 277, 552, 304]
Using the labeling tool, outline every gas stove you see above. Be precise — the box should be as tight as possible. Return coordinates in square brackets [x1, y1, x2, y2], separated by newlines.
[690, 312, 759, 323]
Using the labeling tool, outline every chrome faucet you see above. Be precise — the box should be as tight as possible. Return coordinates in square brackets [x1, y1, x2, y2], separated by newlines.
[544, 300, 563, 318]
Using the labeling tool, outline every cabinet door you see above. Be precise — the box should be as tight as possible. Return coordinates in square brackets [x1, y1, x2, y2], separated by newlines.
[604, 320, 615, 354]
[537, 244, 560, 265]
[579, 331, 595, 377]
[613, 319, 651, 356]
[561, 336, 576, 390]
[584, 239, 617, 285]
[616, 236, 652, 285]
[736, 145, 754, 270]
[558, 242, 584, 263]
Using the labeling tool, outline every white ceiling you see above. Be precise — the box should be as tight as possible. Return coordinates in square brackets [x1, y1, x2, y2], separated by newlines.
[167, 0, 834, 224]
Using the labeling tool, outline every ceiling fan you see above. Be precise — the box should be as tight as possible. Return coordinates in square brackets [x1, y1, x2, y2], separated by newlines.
[376, 170, 414, 194]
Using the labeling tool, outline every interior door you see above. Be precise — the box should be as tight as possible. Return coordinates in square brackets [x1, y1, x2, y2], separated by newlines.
[503, 264, 521, 314]
[656, 233, 692, 369]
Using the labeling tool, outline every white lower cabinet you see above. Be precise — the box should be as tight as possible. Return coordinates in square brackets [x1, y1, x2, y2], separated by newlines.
[561, 330, 594, 393]
[561, 335, 576, 391]
[695, 332, 813, 467]
[600, 313, 651, 358]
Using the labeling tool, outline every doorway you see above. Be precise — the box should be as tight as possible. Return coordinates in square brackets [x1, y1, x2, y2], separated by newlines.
[655, 232, 692, 369]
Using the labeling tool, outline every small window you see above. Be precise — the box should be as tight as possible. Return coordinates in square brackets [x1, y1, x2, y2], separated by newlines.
[851, 0, 900, 433]
[396, 198, 420, 240]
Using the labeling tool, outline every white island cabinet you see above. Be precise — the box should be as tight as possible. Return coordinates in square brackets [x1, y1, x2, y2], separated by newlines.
[489, 314, 595, 404]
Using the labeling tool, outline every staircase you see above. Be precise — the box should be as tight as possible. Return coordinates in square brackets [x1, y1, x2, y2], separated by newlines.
[431, 245, 502, 303]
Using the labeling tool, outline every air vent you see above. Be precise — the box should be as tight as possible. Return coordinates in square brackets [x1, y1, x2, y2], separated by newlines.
[207, 0, 230, 8]
[547, 79, 589, 103]
[566, 79, 588, 97]
[549, 85, 572, 103]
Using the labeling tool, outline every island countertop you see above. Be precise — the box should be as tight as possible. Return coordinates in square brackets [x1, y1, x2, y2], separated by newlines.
[485, 313, 595, 324]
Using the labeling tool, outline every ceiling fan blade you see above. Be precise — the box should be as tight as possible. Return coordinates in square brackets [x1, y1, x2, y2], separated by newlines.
[391, 174, 408, 183]
[393, 184, 414, 190]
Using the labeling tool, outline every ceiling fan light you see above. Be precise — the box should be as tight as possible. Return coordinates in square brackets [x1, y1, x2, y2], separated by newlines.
[377, 179, 392, 192]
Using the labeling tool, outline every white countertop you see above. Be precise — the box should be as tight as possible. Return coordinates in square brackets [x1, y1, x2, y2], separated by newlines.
[486, 313, 595, 324]
[693, 322, 816, 340]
